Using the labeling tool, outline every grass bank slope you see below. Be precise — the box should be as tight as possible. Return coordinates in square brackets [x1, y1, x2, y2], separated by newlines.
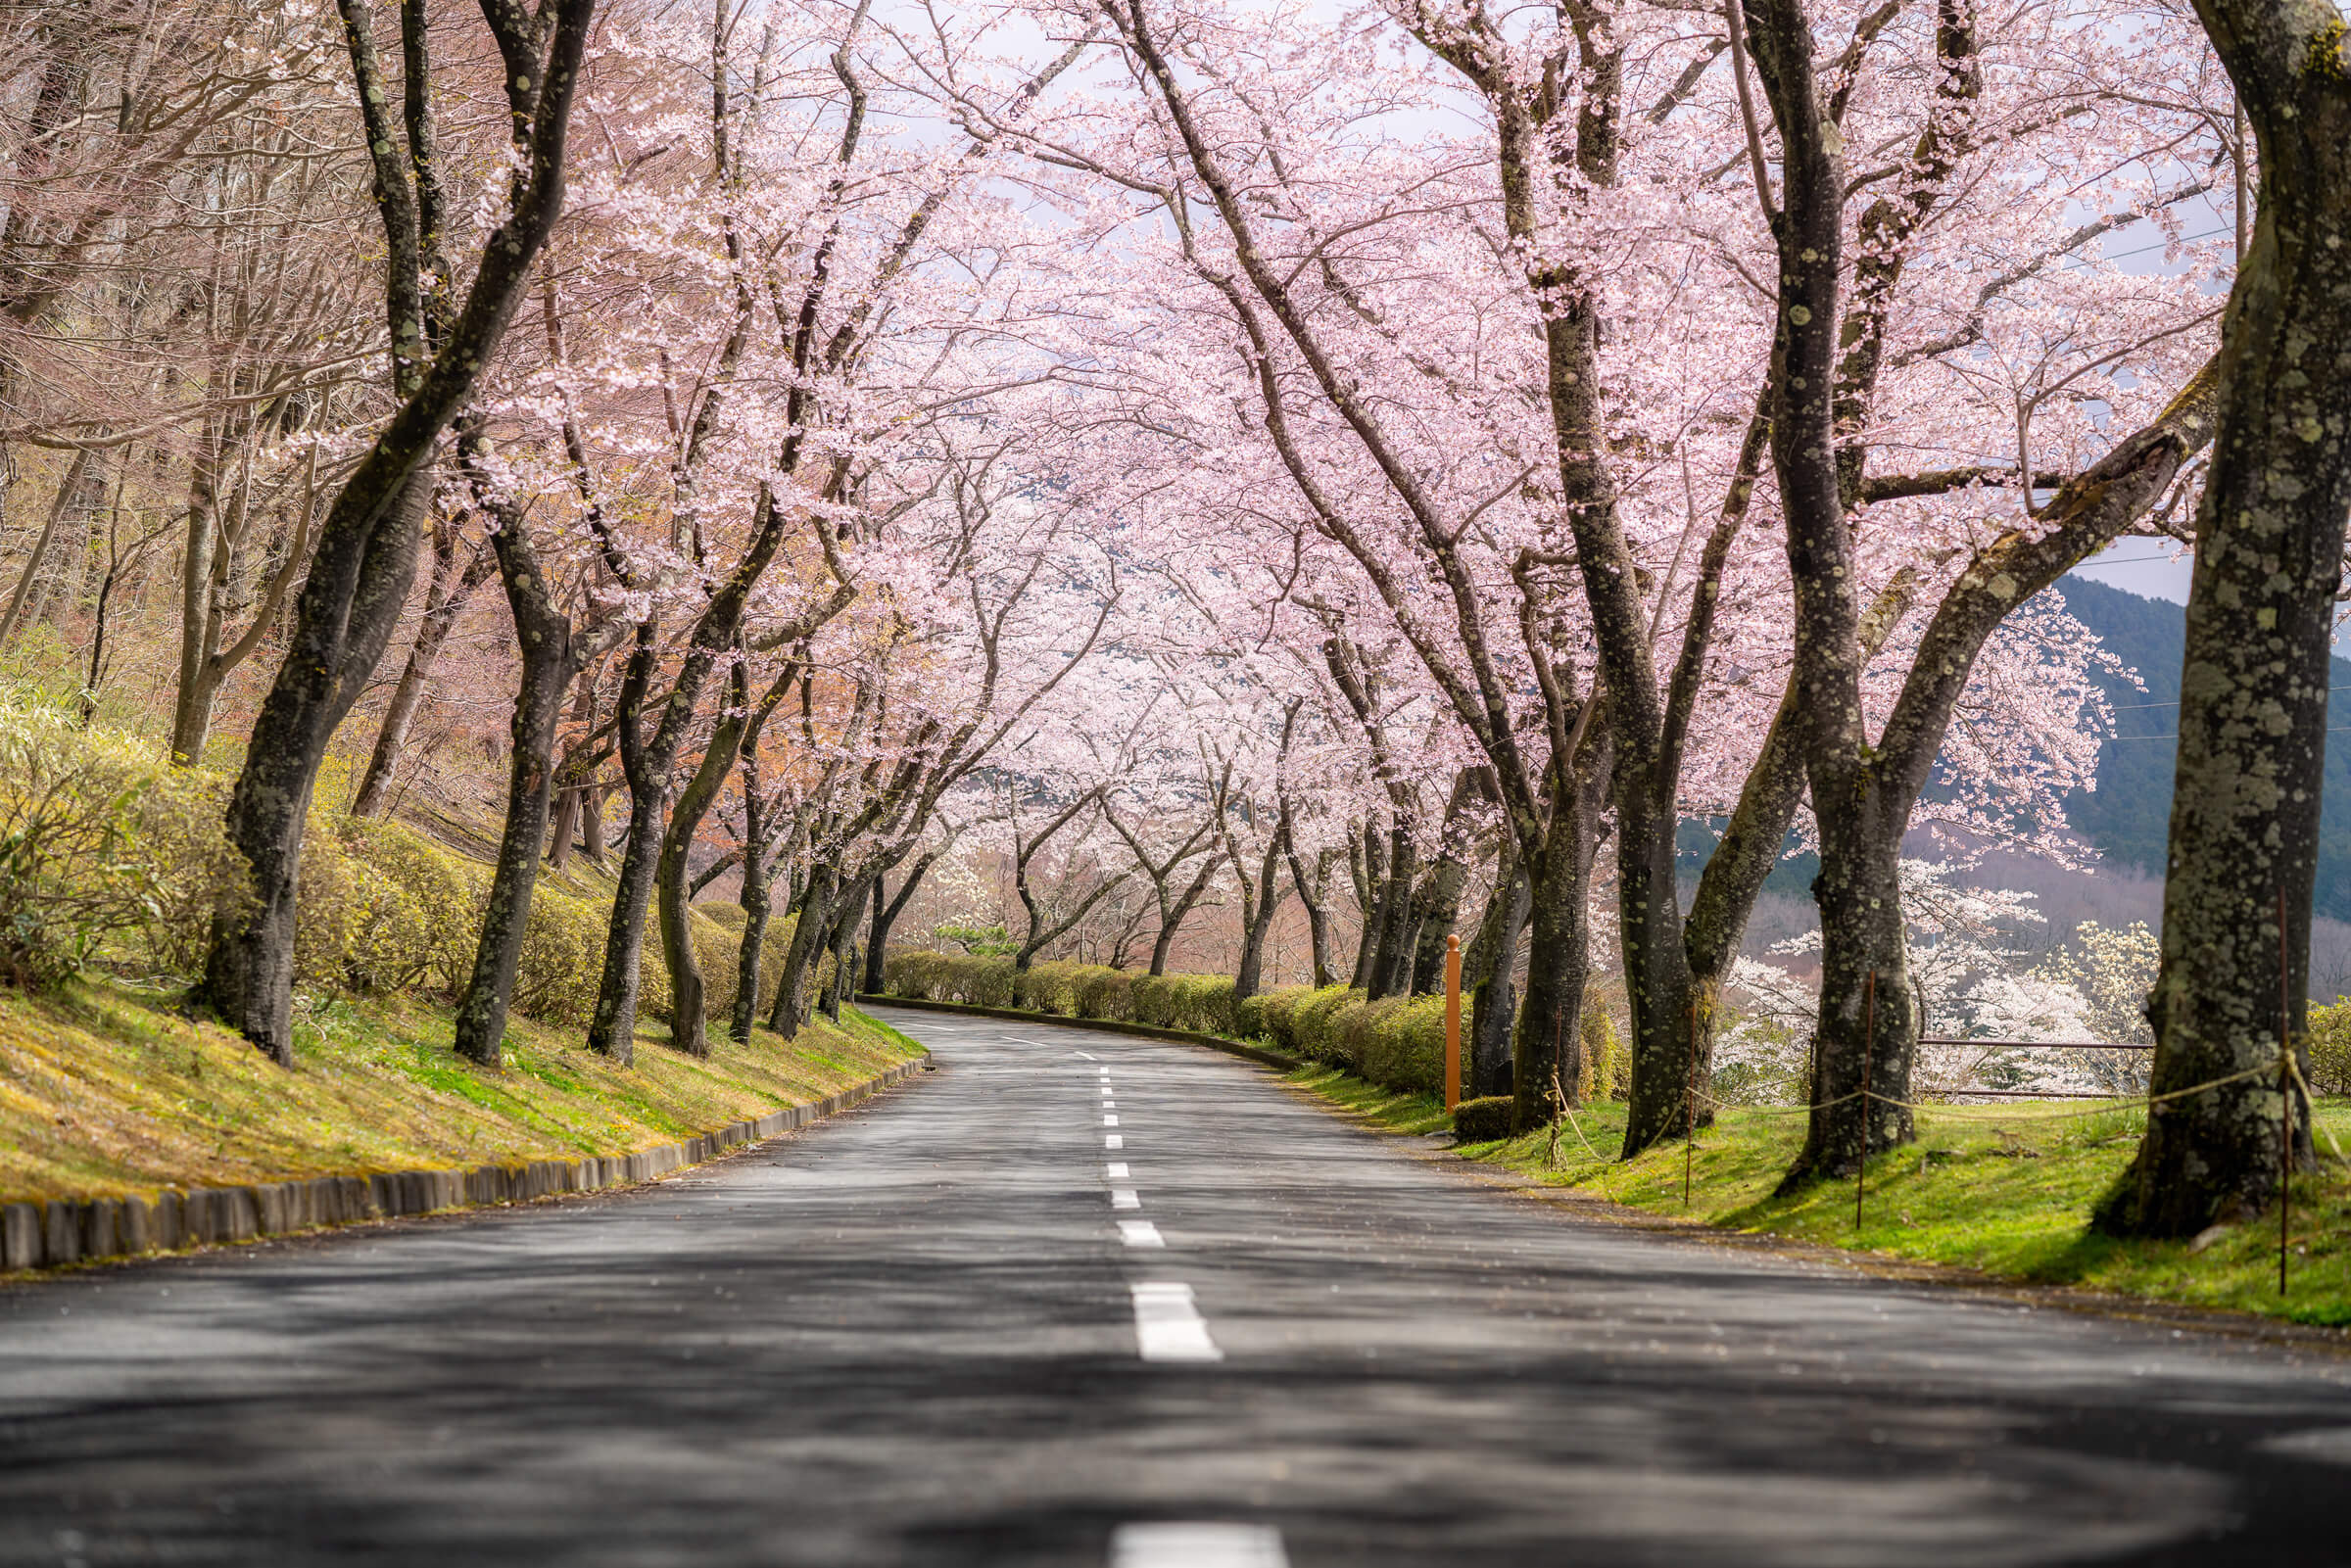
[1288, 1066, 2351, 1327]
[0, 979, 924, 1206]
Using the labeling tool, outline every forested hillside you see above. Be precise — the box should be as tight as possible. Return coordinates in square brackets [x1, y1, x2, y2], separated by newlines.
[2053, 577, 2351, 919]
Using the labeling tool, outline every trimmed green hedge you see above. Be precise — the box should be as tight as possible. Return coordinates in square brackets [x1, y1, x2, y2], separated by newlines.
[876, 953, 1483, 1098]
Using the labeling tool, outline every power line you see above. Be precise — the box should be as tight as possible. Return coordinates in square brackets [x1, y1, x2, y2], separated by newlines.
[2110, 726, 2351, 740]
[2107, 684, 2351, 712]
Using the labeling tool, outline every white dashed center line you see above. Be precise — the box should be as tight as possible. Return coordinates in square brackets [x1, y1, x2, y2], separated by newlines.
[1117, 1219, 1164, 1248]
[1103, 1115, 1120, 1126]
[1127, 1282, 1222, 1363]
[1109, 1522, 1284, 1566]
[1111, 1187, 1140, 1211]
[1105, 1162, 1129, 1179]
[1105, 1134, 1124, 1150]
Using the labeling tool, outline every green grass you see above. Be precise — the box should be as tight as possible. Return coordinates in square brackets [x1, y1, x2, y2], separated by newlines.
[1284, 1065, 2351, 1327]
[0, 978, 925, 1206]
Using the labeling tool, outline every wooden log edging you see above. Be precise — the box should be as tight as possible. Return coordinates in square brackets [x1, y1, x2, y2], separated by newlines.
[0, 1055, 926, 1274]
[855, 992, 1299, 1071]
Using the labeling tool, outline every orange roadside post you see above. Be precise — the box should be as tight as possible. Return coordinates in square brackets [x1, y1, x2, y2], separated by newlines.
[1444, 933, 1463, 1110]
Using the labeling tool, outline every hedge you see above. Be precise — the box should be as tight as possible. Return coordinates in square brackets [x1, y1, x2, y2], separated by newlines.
[0, 699, 806, 1037]
[875, 953, 1484, 1098]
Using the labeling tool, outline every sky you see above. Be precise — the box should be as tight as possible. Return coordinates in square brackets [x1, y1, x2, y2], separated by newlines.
[2071, 539, 2193, 604]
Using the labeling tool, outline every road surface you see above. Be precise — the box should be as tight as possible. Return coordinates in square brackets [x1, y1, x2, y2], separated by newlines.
[2, 1006, 2348, 1566]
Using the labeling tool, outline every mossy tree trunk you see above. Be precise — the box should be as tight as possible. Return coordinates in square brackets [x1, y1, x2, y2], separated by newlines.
[453, 457, 585, 1068]
[864, 850, 936, 993]
[1512, 734, 1610, 1131]
[200, 0, 600, 1063]
[2101, 0, 2351, 1234]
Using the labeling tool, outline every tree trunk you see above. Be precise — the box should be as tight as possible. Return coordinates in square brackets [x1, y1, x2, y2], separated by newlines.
[1468, 859, 1530, 1101]
[1347, 819, 1383, 988]
[1779, 796, 1918, 1186]
[865, 852, 935, 992]
[352, 523, 490, 818]
[168, 436, 224, 766]
[546, 786, 581, 870]
[1512, 738, 1609, 1131]
[581, 784, 608, 863]
[821, 878, 869, 1022]
[1286, 842, 1334, 988]
[654, 663, 756, 1058]
[769, 862, 838, 1038]
[586, 635, 664, 1066]
[1231, 819, 1287, 1001]
[2100, 18, 2351, 1233]
[199, 472, 430, 1063]
[452, 515, 577, 1067]
[1367, 824, 1417, 999]
[1407, 843, 1470, 995]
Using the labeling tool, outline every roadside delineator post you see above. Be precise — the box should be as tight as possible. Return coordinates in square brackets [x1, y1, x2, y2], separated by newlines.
[1443, 933, 1463, 1110]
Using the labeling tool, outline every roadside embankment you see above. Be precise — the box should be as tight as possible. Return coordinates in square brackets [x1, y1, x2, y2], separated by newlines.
[1, 981, 926, 1272]
[1287, 1064, 2351, 1329]
[859, 990, 2351, 1327]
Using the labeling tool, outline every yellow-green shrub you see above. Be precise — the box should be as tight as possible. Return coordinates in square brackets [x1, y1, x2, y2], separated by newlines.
[2311, 998, 2351, 1097]
[1284, 985, 1366, 1066]
[1075, 966, 1134, 1021]
[0, 701, 248, 988]
[1131, 973, 1236, 1034]
[1016, 960, 1087, 1016]
[1359, 994, 1446, 1093]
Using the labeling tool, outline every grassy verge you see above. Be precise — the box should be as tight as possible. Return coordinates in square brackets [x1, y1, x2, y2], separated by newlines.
[1284, 1065, 2351, 1327]
[0, 978, 924, 1205]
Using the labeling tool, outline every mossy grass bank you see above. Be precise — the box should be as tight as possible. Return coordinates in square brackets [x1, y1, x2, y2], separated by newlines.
[1285, 1064, 2351, 1328]
[0, 976, 923, 1207]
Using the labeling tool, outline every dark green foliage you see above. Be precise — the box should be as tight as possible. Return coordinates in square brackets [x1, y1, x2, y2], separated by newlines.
[1452, 1096, 1514, 1143]
[2052, 575, 2351, 915]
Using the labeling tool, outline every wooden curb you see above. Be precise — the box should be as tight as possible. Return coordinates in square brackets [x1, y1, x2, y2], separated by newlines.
[855, 992, 1300, 1071]
[0, 1054, 927, 1275]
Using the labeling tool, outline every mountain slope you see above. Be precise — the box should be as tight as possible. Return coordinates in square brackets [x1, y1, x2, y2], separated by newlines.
[2048, 573, 2351, 919]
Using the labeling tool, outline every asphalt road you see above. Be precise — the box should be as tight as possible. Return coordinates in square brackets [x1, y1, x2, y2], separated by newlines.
[3, 1007, 2349, 1567]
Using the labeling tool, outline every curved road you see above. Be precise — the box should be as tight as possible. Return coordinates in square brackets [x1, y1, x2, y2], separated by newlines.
[3, 1007, 2348, 1566]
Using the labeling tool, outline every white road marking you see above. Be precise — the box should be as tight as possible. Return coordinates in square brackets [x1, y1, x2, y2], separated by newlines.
[1127, 1283, 1223, 1364]
[1103, 1115, 1120, 1126]
[1105, 1134, 1124, 1150]
[1109, 1522, 1283, 1567]
[1102, 1100, 1117, 1110]
[1073, 1050, 1097, 1061]
[1111, 1187, 1141, 1211]
[1118, 1219, 1164, 1248]
[1106, 1162, 1129, 1179]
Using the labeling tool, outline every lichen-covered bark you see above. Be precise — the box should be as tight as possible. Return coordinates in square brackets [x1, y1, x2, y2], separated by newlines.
[1512, 731, 1611, 1131]
[453, 487, 578, 1067]
[769, 862, 836, 1039]
[1464, 834, 1529, 1101]
[2100, 0, 2351, 1234]
[200, 0, 600, 1062]
[864, 852, 935, 993]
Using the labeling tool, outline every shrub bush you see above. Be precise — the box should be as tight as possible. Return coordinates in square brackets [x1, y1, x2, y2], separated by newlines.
[1016, 959, 1086, 1016]
[0, 703, 251, 989]
[1074, 965, 1134, 1021]
[1360, 994, 1446, 1094]
[2310, 998, 2351, 1097]
[1285, 985, 1365, 1067]
[1452, 1095, 1514, 1143]
[1131, 972, 1237, 1034]
[887, 952, 1018, 1008]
